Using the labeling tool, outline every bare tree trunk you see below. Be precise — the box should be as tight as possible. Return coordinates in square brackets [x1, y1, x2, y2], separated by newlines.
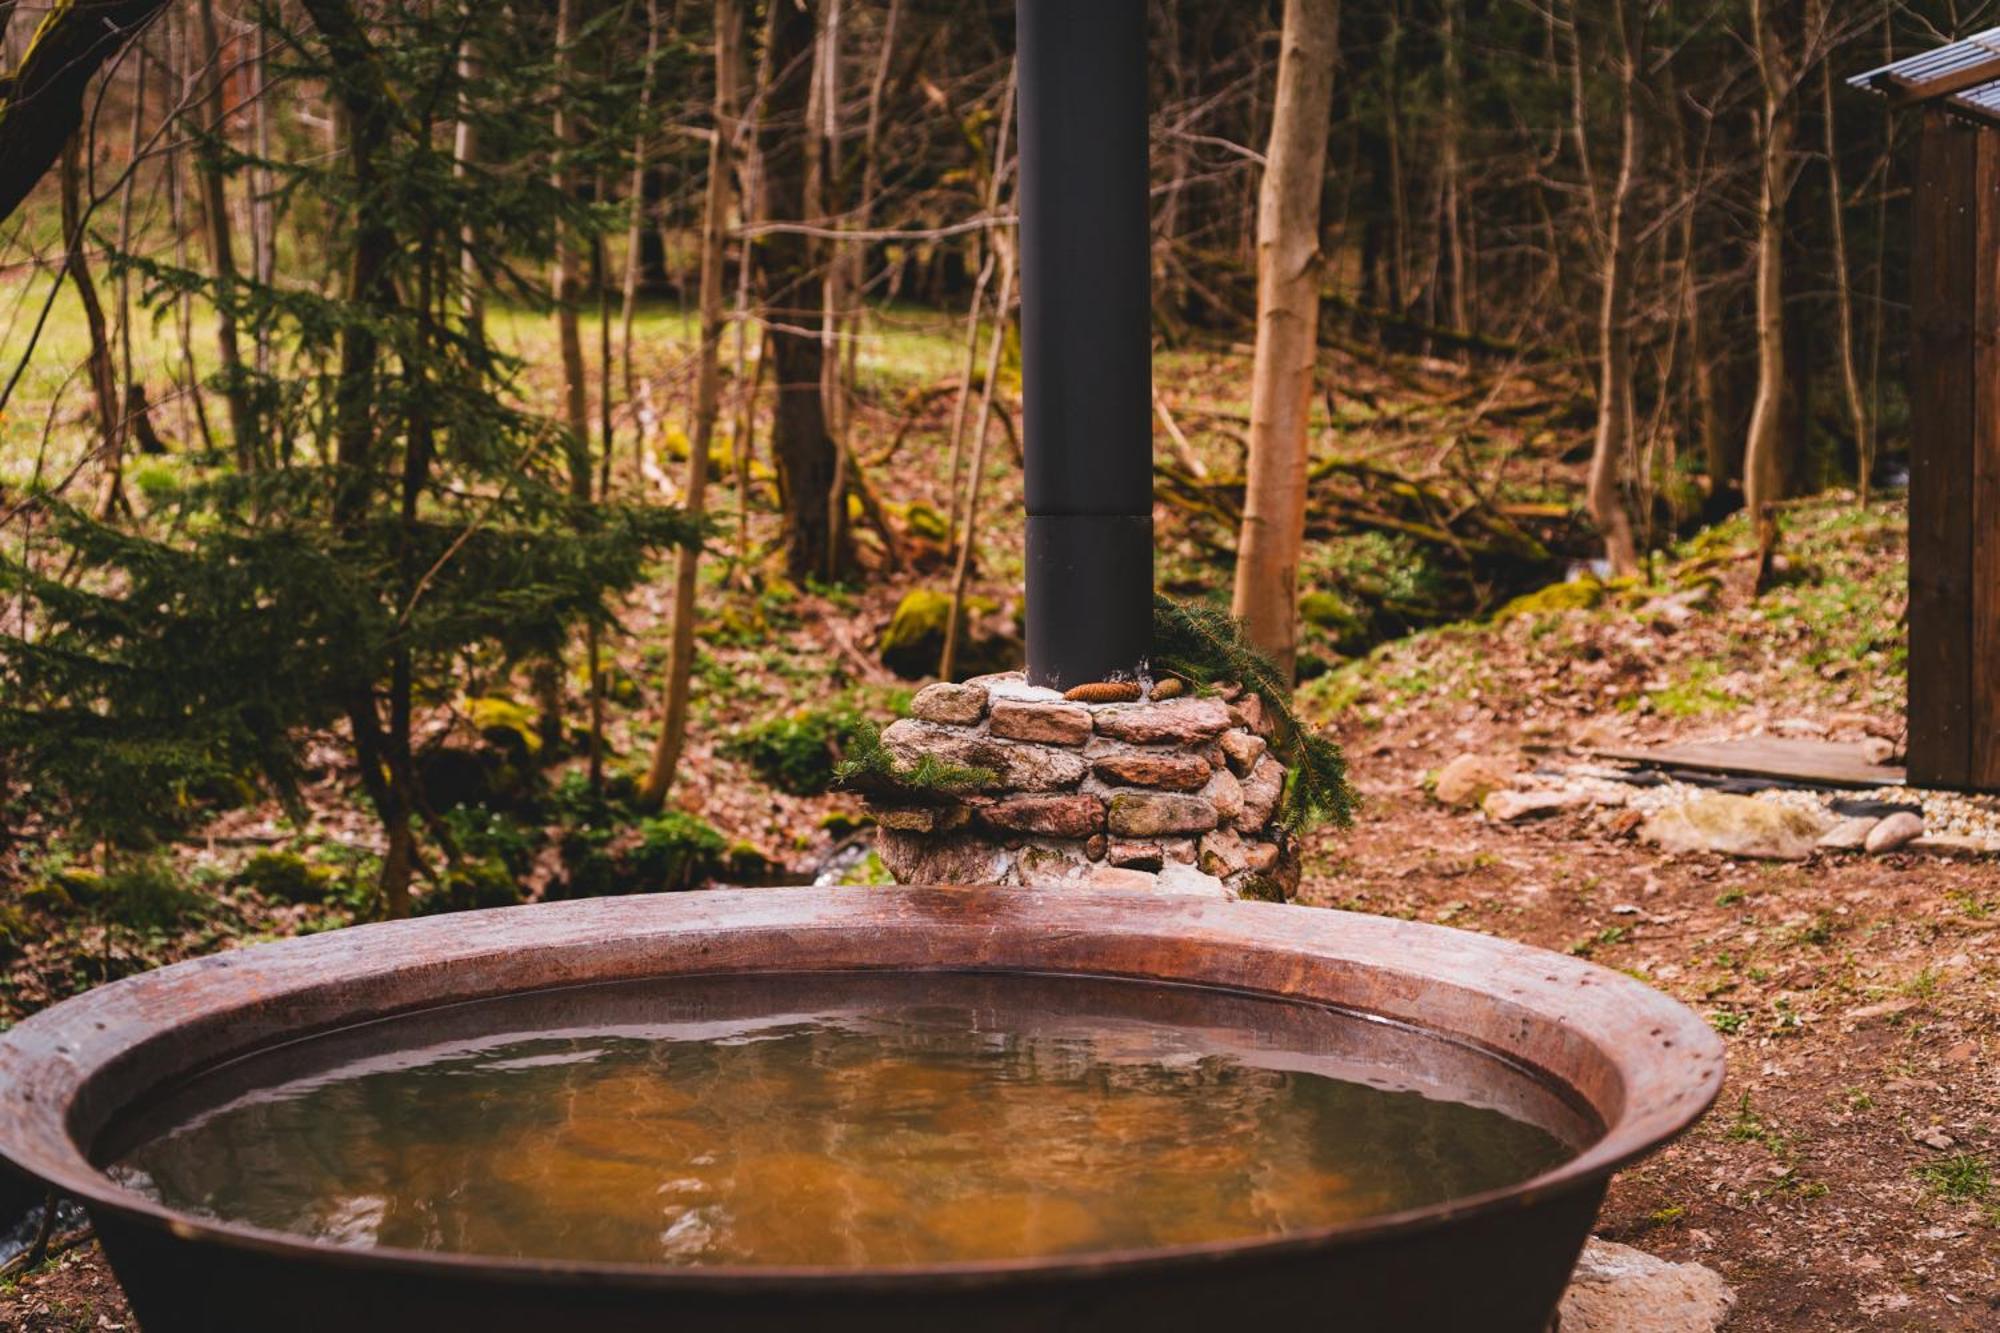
[114, 45, 147, 467]
[542, 0, 590, 758]
[940, 239, 1016, 683]
[1230, 0, 1340, 682]
[453, 34, 484, 338]
[1742, 0, 1805, 539]
[1586, 0, 1641, 577]
[59, 137, 126, 517]
[1383, 0, 1408, 315]
[840, 0, 897, 436]
[1821, 60, 1871, 506]
[620, 0, 660, 409]
[640, 0, 742, 810]
[729, 147, 762, 579]
[193, 0, 255, 469]
[1439, 0, 1467, 337]
[944, 63, 1014, 548]
[759, 0, 850, 582]
[815, 0, 850, 582]
[166, 9, 212, 453]
[250, 20, 274, 376]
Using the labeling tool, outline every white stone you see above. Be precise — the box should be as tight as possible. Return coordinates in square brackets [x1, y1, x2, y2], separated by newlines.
[1556, 1238, 1735, 1333]
[1434, 752, 1517, 807]
[1640, 793, 1831, 861]
[1865, 810, 1924, 854]
[1482, 789, 1577, 822]
[1816, 815, 1878, 851]
[1156, 861, 1231, 899]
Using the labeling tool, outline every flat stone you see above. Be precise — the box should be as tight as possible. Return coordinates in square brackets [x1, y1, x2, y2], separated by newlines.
[1203, 766, 1245, 821]
[1243, 841, 1281, 873]
[1908, 834, 2000, 857]
[1816, 815, 1879, 851]
[990, 699, 1093, 746]
[1238, 754, 1284, 829]
[976, 793, 1105, 839]
[1157, 862, 1231, 899]
[1865, 810, 1924, 854]
[1093, 697, 1234, 746]
[875, 829, 1012, 886]
[1640, 792, 1831, 862]
[1085, 867, 1159, 892]
[1198, 827, 1250, 877]
[1219, 730, 1267, 776]
[983, 677, 1068, 705]
[875, 806, 955, 833]
[881, 719, 1086, 791]
[1435, 752, 1517, 807]
[1107, 841, 1165, 871]
[1107, 791, 1219, 837]
[1092, 749, 1212, 790]
[1555, 1237, 1735, 1333]
[1228, 694, 1268, 735]
[1483, 788, 1583, 822]
[1017, 844, 1095, 887]
[909, 681, 988, 726]
[1860, 735, 1898, 765]
[1160, 838, 1198, 864]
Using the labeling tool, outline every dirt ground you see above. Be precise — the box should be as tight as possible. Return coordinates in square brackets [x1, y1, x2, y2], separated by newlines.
[1307, 752, 2000, 1330]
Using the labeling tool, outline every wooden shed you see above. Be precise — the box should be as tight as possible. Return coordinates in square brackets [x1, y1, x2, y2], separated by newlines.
[1854, 34, 2000, 792]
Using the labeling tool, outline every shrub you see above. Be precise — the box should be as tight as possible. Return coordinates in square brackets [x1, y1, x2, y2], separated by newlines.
[237, 851, 334, 905]
[724, 704, 871, 795]
[416, 859, 524, 915]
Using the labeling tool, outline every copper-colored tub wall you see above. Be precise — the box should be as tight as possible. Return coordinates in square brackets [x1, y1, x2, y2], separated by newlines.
[0, 887, 1725, 1333]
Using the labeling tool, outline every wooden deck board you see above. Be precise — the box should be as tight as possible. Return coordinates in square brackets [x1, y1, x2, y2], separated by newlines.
[1589, 738, 1907, 790]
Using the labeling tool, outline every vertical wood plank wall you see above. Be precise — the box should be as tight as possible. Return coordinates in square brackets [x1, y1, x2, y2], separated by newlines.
[1975, 132, 2000, 789]
[1909, 110, 1999, 790]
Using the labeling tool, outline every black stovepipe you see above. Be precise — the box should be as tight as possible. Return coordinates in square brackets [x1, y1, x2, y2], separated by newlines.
[1017, 0, 1153, 690]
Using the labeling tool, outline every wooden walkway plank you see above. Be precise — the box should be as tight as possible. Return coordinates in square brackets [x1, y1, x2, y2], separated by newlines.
[1589, 738, 1907, 791]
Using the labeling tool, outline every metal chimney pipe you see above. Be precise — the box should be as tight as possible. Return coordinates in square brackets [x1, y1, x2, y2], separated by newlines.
[1017, 0, 1153, 690]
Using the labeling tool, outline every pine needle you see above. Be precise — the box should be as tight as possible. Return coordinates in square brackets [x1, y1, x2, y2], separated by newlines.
[1151, 595, 1357, 833]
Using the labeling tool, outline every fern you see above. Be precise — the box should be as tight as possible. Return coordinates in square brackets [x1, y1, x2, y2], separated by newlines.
[1150, 596, 1357, 834]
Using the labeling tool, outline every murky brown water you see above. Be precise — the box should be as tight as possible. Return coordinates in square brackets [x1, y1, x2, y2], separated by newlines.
[109, 972, 1585, 1267]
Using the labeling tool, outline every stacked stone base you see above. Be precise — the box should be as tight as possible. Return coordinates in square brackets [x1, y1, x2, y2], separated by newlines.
[868, 672, 1297, 901]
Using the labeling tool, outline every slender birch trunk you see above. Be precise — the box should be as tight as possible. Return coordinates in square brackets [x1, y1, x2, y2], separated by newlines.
[59, 138, 126, 517]
[939, 237, 1016, 684]
[620, 0, 660, 409]
[943, 63, 1014, 548]
[541, 0, 590, 760]
[640, 0, 743, 809]
[193, 0, 255, 469]
[1821, 60, 1871, 506]
[1230, 0, 1340, 682]
[1586, 0, 1642, 577]
[453, 34, 484, 338]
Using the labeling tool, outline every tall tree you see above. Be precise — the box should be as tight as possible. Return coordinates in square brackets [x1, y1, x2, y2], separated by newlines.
[1231, 0, 1340, 682]
[757, 0, 851, 582]
[1583, 0, 1644, 577]
[192, 0, 258, 467]
[1742, 0, 1828, 541]
[641, 0, 744, 809]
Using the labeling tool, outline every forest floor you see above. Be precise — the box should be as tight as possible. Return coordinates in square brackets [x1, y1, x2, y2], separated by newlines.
[2, 303, 1995, 1329]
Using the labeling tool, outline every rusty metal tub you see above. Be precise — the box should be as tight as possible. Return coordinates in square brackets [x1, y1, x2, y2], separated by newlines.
[0, 887, 1723, 1332]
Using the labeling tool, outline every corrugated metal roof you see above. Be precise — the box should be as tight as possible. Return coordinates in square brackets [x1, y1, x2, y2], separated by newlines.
[1850, 26, 2000, 96]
